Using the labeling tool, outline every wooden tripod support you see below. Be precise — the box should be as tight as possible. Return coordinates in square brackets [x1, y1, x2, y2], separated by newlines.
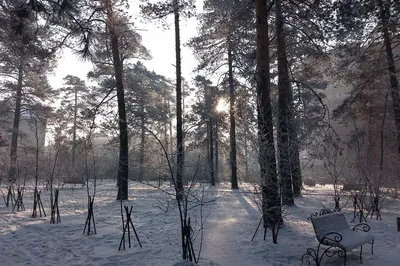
[12, 188, 25, 212]
[351, 193, 366, 223]
[83, 196, 96, 235]
[5, 186, 14, 207]
[251, 216, 267, 241]
[183, 217, 197, 262]
[32, 189, 46, 218]
[119, 205, 142, 250]
[50, 189, 61, 223]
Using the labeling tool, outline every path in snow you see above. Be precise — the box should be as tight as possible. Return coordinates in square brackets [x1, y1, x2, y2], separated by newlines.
[200, 187, 287, 266]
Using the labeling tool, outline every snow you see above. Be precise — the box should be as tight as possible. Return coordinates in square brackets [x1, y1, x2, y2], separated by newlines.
[1, 182, 399, 266]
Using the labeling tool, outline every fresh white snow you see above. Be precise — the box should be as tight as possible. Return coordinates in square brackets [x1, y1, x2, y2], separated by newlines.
[1, 182, 399, 266]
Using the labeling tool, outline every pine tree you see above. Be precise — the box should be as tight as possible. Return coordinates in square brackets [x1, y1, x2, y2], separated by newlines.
[80, 0, 150, 200]
[141, 0, 195, 200]
[188, 0, 254, 189]
[125, 62, 173, 182]
[191, 75, 219, 186]
[0, 1, 56, 183]
[256, 0, 281, 244]
[276, 0, 294, 205]
[334, 0, 400, 152]
[59, 75, 89, 167]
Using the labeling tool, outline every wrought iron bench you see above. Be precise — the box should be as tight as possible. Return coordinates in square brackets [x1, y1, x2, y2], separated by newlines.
[302, 212, 374, 266]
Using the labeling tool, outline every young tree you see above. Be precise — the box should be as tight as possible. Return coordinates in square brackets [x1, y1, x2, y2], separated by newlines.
[30, 104, 51, 218]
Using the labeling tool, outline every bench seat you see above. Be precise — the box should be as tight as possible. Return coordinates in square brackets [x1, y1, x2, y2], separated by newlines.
[319, 229, 374, 251]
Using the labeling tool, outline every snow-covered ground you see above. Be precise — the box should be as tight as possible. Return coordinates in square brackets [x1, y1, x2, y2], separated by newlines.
[0, 181, 399, 266]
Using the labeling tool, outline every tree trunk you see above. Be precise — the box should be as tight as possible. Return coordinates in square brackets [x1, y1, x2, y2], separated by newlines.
[32, 117, 39, 218]
[215, 120, 219, 183]
[72, 86, 77, 166]
[244, 118, 249, 182]
[105, 0, 128, 200]
[174, 0, 184, 201]
[291, 138, 302, 197]
[9, 58, 24, 184]
[256, 0, 281, 244]
[209, 120, 215, 186]
[276, 0, 294, 206]
[206, 121, 210, 181]
[228, 41, 238, 189]
[139, 100, 145, 182]
[378, 0, 400, 153]
[168, 99, 173, 156]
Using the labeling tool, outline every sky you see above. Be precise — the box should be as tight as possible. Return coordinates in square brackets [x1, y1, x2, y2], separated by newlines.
[48, 0, 204, 90]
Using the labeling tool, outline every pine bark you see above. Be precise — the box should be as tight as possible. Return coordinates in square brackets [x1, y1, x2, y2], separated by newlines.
[378, 0, 400, 153]
[32, 118, 39, 218]
[228, 41, 238, 189]
[276, 0, 294, 206]
[174, 0, 184, 200]
[256, 0, 281, 244]
[105, 0, 128, 200]
[209, 120, 215, 186]
[215, 121, 219, 183]
[72, 86, 78, 166]
[139, 99, 145, 182]
[9, 58, 24, 183]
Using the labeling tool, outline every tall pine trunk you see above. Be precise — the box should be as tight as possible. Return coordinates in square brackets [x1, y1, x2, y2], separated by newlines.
[32, 117, 40, 218]
[378, 0, 400, 153]
[244, 126, 249, 181]
[228, 40, 238, 189]
[291, 140, 302, 197]
[174, 0, 184, 200]
[168, 99, 173, 156]
[9, 58, 24, 184]
[139, 100, 145, 182]
[209, 120, 215, 186]
[215, 120, 219, 183]
[72, 86, 78, 166]
[256, 0, 281, 244]
[276, 0, 294, 206]
[105, 0, 128, 200]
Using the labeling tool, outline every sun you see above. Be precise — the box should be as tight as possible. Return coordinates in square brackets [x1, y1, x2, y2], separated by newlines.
[216, 98, 228, 113]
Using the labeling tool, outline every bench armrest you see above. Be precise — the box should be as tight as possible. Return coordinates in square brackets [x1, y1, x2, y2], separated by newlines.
[352, 223, 371, 232]
[317, 231, 343, 245]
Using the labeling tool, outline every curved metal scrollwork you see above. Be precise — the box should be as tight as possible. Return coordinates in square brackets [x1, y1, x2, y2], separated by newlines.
[307, 208, 334, 220]
[320, 232, 343, 246]
[301, 247, 318, 265]
[352, 223, 371, 232]
[301, 232, 346, 266]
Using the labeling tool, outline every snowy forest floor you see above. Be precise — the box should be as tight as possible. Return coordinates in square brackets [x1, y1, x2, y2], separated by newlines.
[0, 181, 399, 266]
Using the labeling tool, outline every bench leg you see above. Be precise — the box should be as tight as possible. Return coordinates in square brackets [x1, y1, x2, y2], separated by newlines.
[344, 250, 347, 266]
[369, 240, 374, 255]
[359, 245, 363, 263]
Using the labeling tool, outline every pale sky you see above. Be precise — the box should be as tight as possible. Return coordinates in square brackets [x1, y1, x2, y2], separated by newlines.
[48, 0, 204, 89]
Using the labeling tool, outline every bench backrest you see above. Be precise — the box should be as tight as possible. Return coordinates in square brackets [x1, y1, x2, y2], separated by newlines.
[311, 212, 349, 242]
